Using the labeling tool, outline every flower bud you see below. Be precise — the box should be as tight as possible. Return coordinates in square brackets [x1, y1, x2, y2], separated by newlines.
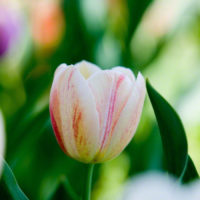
[50, 61, 145, 163]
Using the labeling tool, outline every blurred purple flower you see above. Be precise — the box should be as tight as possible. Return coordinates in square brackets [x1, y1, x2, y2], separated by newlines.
[0, 6, 21, 58]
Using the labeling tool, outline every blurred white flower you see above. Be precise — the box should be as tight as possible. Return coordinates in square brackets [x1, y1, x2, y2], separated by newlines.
[123, 172, 182, 200]
[0, 110, 5, 177]
[122, 172, 200, 200]
[184, 180, 200, 200]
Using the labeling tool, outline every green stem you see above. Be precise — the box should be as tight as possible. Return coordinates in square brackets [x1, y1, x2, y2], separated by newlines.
[83, 164, 95, 200]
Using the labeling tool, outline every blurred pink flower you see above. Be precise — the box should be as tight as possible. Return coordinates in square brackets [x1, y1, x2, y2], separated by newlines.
[49, 61, 145, 163]
[31, 0, 65, 52]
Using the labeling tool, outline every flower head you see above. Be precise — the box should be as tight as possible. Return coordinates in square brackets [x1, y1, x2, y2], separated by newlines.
[50, 61, 145, 163]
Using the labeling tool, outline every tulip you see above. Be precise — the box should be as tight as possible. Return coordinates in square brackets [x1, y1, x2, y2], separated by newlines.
[49, 61, 145, 163]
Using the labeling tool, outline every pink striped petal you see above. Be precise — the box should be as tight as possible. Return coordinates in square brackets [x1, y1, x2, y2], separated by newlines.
[50, 65, 100, 163]
[99, 72, 146, 162]
[87, 70, 133, 162]
[112, 66, 136, 82]
[53, 63, 69, 79]
[50, 64, 70, 154]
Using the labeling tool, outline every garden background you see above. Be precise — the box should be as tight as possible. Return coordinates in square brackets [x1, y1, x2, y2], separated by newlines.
[0, 0, 200, 199]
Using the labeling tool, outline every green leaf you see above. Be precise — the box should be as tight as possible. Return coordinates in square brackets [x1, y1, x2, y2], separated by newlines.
[181, 156, 199, 183]
[49, 176, 80, 200]
[122, 0, 153, 66]
[62, 176, 80, 200]
[126, 0, 153, 44]
[146, 80, 188, 177]
[1, 158, 29, 200]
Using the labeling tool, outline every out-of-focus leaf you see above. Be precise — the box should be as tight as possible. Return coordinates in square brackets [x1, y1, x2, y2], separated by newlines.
[181, 156, 199, 183]
[1, 158, 29, 200]
[126, 0, 153, 43]
[7, 107, 50, 161]
[146, 80, 188, 177]
[126, 125, 163, 175]
[49, 176, 80, 200]
[122, 0, 153, 66]
[50, 183, 69, 200]
[62, 176, 80, 200]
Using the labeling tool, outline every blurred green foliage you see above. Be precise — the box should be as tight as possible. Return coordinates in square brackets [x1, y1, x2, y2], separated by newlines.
[0, 0, 200, 199]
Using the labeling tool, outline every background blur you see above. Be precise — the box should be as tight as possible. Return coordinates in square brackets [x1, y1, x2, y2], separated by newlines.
[0, 0, 200, 199]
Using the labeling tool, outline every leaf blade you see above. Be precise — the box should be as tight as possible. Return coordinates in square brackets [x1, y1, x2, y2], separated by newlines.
[181, 155, 199, 183]
[146, 80, 188, 177]
[1, 158, 29, 200]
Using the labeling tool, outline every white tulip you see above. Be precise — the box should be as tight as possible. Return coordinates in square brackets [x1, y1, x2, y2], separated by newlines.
[50, 61, 145, 163]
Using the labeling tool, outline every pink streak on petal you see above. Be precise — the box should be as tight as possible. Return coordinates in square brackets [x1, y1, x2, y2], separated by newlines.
[50, 104, 68, 154]
[72, 104, 82, 140]
[100, 74, 125, 150]
[67, 68, 74, 89]
[67, 69, 86, 148]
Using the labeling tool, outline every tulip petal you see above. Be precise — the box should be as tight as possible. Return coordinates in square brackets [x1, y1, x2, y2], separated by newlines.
[53, 63, 68, 80]
[100, 72, 146, 162]
[50, 64, 69, 154]
[75, 60, 101, 79]
[112, 66, 136, 82]
[50, 65, 100, 162]
[87, 70, 133, 162]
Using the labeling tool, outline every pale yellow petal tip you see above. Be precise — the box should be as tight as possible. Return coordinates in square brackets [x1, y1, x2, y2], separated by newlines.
[75, 60, 101, 79]
[75, 60, 100, 68]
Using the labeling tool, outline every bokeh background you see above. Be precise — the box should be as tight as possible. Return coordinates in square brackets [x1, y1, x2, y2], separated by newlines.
[0, 0, 200, 199]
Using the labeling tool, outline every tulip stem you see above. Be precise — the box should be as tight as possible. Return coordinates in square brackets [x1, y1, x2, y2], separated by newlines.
[83, 164, 95, 200]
